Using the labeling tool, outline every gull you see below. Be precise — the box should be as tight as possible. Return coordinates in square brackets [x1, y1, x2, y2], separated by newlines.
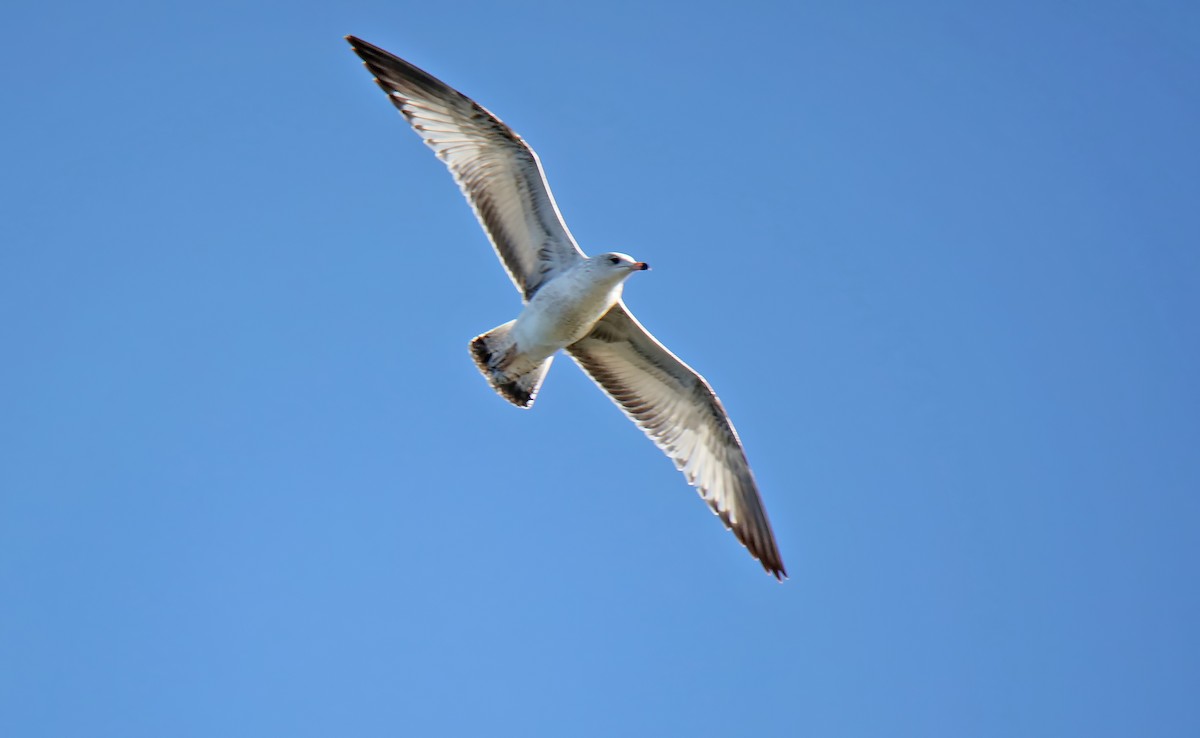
[346, 36, 787, 579]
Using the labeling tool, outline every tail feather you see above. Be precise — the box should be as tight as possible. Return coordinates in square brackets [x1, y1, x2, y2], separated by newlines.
[469, 321, 553, 409]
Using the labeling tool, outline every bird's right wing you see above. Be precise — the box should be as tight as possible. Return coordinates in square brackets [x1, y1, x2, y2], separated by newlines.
[347, 36, 585, 299]
[568, 304, 786, 579]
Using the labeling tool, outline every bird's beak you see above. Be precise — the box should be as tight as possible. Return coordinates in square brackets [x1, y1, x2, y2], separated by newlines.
[631, 262, 650, 271]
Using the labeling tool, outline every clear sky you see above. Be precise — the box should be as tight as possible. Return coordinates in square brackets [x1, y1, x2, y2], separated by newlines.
[2, 1, 1198, 736]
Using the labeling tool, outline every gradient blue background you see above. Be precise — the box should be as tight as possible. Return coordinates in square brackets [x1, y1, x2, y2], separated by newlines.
[3, 1, 1198, 735]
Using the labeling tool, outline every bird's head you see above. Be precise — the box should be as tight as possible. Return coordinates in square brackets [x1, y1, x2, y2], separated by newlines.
[592, 252, 650, 280]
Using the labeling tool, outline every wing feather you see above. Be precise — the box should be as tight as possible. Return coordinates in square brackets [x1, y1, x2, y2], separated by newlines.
[568, 304, 786, 579]
[346, 36, 584, 299]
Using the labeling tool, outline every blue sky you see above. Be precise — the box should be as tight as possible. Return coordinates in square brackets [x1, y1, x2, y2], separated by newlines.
[2, 1, 1198, 735]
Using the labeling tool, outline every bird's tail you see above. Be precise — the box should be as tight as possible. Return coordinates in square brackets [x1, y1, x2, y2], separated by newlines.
[469, 321, 554, 409]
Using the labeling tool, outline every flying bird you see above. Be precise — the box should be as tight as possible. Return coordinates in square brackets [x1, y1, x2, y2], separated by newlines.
[346, 36, 786, 579]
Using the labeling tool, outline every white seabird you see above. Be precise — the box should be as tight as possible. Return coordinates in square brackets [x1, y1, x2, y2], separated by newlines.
[347, 36, 787, 579]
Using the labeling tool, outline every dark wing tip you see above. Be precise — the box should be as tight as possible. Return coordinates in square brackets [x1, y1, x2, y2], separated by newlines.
[714, 507, 787, 580]
[704, 476, 787, 581]
[344, 35, 375, 52]
[744, 528, 787, 581]
[749, 527, 787, 580]
[707, 479, 786, 581]
[344, 36, 481, 125]
[347, 38, 402, 77]
[345, 36, 390, 65]
[767, 558, 788, 581]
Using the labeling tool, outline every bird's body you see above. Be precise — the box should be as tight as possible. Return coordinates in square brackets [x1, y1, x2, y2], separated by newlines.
[346, 36, 788, 579]
[512, 254, 647, 361]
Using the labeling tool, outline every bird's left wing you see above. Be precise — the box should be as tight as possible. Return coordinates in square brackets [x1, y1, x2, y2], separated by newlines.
[347, 36, 585, 299]
[567, 304, 786, 579]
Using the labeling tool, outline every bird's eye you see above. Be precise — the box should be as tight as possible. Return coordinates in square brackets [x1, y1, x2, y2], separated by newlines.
[608, 256, 621, 265]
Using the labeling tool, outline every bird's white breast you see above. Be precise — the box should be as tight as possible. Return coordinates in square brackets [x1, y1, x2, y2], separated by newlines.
[512, 266, 623, 358]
